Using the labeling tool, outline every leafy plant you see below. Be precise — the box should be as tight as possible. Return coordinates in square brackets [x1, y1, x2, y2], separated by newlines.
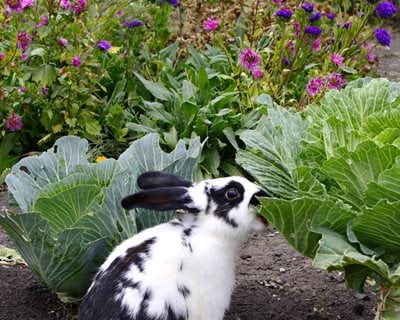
[238, 78, 400, 319]
[0, 134, 201, 300]
[128, 43, 266, 179]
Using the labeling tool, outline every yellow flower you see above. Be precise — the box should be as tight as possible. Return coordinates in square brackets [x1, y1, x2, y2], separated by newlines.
[96, 156, 107, 163]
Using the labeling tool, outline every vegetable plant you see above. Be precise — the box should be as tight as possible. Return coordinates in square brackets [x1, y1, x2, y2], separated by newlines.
[238, 78, 400, 319]
[0, 133, 201, 300]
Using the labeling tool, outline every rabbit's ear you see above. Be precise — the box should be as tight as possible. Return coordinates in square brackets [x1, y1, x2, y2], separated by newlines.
[138, 171, 193, 189]
[121, 187, 198, 212]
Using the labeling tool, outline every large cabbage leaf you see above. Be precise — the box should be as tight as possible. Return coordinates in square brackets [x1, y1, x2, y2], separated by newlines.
[0, 134, 201, 299]
[238, 78, 400, 313]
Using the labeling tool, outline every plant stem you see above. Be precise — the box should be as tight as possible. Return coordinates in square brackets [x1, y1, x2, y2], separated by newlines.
[375, 286, 400, 320]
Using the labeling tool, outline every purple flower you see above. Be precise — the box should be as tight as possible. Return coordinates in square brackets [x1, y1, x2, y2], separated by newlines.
[41, 86, 49, 95]
[59, 38, 68, 47]
[203, 16, 219, 31]
[375, 28, 391, 46]
[326, 72, 346, 90]
[115, 10, 124, 16]
[239, 48, 261, 71]
[275, 9, 293, 19]
[17, 32, 32, 51]
[301, 3, 314, 13]
[0, 52, 5, 61]
[326, 12, 335, 20]
[71, 55, 81, 67]
[168, 0, 179, 7]
[343, 22, 352, 29]
[98, 39, 111, 51]
[330, 53, 345, 66]
[309, 12, 322, 22]
[60, 0, 70, 9]
[34, 15, 48, 28]
[5, 0, 33, 13]
[375, 2, 397, 19]
[282, 57, 289, 65]
[306, 77, 325, 96]
[313, 37, 321, 52]
[18, 87, 26, 93]
[252, 68, 263, 78]
[123, 19, 143, 28]
[20, 53, 27, 61]
[6, 112, 23, 132]
[293, 21, 300, 37]
[304, 26, 322, 36]
[71, 0, 86, 14]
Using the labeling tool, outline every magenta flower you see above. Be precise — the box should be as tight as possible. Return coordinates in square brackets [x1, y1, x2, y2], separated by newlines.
[71, 55, 81, 68]
[312, 37, 321, 52]
[252, 68, 263, 78]
[41, 86, 49, 95]
[306, 77, 325, 96]
[293, 21, 300, 37]
[97, 40, 111, 51]
[0, 52, 5, 61]
[5, 0, 33, 13]
[326, 72, 346, 90]
[203, 16, 219, 31]
[6, 112, 24, 132]
[59, 38, 68, 47]
[239, 48, 261, 71]
[17, 32, 32, 51]
[18, 87, 26, 93]
[71, 0, 86, 14]
[34, 15, 48, 28]
[60, 0, 69, 9]
[20, 53, 27, 61]
[330, 53, 344, 66]
[115, 10, 124, 16]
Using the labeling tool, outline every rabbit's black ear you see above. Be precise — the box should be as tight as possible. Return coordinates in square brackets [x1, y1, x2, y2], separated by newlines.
[137, 171, 192, 189]
[121, 187, 198, 212]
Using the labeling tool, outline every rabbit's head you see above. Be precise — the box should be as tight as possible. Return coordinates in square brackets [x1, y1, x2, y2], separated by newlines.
[121, 171, 270, 235]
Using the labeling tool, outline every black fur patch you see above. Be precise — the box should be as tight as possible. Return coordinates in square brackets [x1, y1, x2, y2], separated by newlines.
[177, 285, 191, 298]
[209, 181, 246, 228]
[181, 228, 193, 253]
[78, 237, 157, 320]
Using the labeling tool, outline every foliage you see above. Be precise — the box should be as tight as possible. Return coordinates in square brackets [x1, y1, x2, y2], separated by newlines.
[0, 0, 175, 166]
[0, 134, 202, 300]
[238, 78, 400, 318]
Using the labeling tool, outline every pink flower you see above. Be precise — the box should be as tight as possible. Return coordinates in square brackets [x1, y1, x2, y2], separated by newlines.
[306, 77, 325, 96]
[59, 38, 68, 47]
[293, 21, 300, 37]
[20, 53, 27, 61]
[0, 52, 5, 61]
[18, 87, 26, 93]
[71, 55, 81, 68]
[71, 0, 86, 14]
[252, 68, 263, 78]
[41, 86, 49, 95]
[286, 39, 295, 51]
[34, 15, 48, 28]
[203, 16, 219, 31]
[60, 0, 70, 9]
[5, 0, 33, 13]
[312, 37, 321, 52]
[239, 48, 261, 71]
[6, 112, 23, 132]
[326, 72, 346, 90]
[330, 53, 344, 66]
[115, 10, 124, 16]
[17, 32, 33, 51]
[367, 51, 375, 62]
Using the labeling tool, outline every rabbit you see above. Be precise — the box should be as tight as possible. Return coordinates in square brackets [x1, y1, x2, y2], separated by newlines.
[78, 171, 270, 320]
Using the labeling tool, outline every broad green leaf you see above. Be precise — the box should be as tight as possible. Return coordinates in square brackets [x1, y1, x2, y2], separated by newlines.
[321, 141, 400, 209]
[353, 201, 400, 254]
[259, 198, 355, 257]
[5, 136, 89, 212]
[135, 73, 172, 101]
[32, 64, 58, 86]
[182, 79, 197, 101]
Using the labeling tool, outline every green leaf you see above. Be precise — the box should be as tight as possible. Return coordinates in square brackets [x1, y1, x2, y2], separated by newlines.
[322, 141, 400, 209]
[32, 65, 58, 86]
[260, 198, 355, 257]
[182, 80, 197, 101]
[353, 201, 400, 254]
[135, 73, 172, 101]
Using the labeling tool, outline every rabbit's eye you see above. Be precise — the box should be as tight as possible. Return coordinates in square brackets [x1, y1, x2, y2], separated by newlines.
[225, 188, 239, 200]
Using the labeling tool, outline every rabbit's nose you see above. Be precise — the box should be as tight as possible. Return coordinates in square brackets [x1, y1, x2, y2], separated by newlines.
[250, 189, 271, 206]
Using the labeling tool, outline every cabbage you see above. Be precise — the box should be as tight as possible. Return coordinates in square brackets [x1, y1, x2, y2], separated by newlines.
[238, 78, 400, 319]
[0, 134, 201, 300]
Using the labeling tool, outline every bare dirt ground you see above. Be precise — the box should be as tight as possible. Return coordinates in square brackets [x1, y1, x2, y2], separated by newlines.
[1, 28, 399, 320]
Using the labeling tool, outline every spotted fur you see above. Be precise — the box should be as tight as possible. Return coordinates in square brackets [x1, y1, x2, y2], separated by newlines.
[79, 171, 270, 320]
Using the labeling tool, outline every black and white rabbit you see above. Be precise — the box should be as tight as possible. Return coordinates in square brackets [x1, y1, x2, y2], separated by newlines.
[79, 171, 270, 320]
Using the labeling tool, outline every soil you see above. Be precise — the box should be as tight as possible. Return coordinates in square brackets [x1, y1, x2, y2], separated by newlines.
[1, 28, 399, 320]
